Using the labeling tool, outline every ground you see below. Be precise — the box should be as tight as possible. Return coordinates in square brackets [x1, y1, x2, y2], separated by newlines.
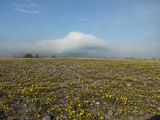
[0, 58, 160, 120]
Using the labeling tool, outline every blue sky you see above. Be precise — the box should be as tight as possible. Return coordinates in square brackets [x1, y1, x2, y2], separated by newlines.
[0, 0, 160, 57]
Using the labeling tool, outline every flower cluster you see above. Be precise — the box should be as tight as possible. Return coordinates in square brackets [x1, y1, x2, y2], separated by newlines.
[0, 58, 159, 119]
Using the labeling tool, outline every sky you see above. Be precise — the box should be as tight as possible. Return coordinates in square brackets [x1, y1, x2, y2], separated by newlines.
[0, 0, 160, 58]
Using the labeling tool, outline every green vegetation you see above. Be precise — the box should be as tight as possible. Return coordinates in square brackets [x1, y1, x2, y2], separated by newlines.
[23, 53, 33, 58]
[22, 53, 56, 58]
[0, 58, 159, 119]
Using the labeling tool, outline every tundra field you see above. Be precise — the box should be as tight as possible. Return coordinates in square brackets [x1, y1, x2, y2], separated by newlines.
[0, 58, 160, 120]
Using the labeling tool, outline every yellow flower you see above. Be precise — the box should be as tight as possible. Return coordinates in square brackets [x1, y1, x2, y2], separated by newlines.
[78, 103, 81, 107]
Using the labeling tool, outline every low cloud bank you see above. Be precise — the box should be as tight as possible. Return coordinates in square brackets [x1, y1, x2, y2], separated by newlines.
[112, 33, 160, 58]
[36, 32, 109, 55]
[0, 32, 159, 58]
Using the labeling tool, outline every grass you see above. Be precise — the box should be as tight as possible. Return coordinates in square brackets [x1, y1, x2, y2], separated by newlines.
[0, 58, 160, 120]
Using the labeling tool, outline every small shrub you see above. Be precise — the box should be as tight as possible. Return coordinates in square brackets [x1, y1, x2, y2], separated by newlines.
[24, 53, 33, 58]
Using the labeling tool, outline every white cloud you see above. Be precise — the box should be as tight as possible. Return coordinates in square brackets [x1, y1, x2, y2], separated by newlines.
[12, 2, 40, 14]
[0, 32, 159, 58]
[36, 32, 109, 54]
[14, 8, 40, 14]
[0, 32, 109, 57]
